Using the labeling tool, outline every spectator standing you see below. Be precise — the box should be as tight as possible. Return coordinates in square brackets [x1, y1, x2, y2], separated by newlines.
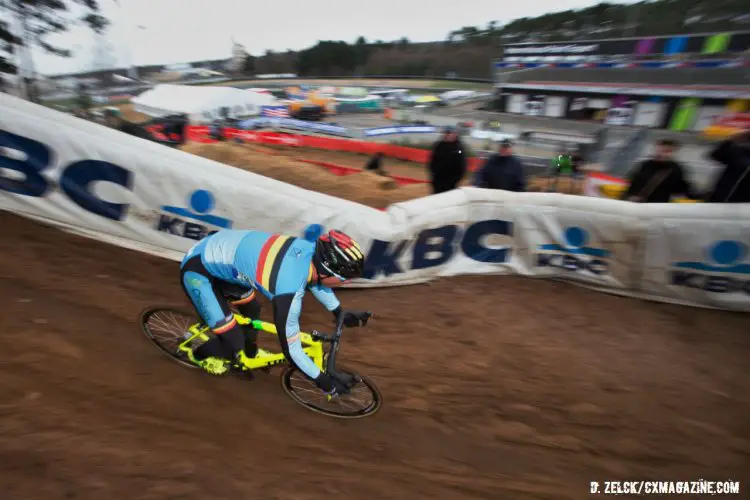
[365, 152, 386, 175]
[472, 139, 526, 192]
[621, 139, 699, 203]
[704, 131, 750, 203]
[547, 147, 576, 193]
[209, 118, 225, 141]
[427, 126, 467, 194]
[570, 144, 584, 175]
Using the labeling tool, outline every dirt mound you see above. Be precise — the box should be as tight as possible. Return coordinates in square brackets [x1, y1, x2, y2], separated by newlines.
[528, 176, 585, 195]
[180, 141, 588, 202]
[181, 142, 431, 208]
[251, 143, 429, 178]
[1, 210, 749, 499]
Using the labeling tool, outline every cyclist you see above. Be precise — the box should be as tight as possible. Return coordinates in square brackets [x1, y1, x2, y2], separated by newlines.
[179, 228, 370, 397]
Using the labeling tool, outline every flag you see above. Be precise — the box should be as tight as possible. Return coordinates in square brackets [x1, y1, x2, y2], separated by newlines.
[261, 106, 290, 118]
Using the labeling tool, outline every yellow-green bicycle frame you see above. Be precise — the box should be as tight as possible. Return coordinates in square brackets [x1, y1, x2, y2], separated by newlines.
[179, 313, 325, 372]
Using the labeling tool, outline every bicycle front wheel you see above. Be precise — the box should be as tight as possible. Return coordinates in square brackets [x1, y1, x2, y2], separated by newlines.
[281, 365, 382, 419]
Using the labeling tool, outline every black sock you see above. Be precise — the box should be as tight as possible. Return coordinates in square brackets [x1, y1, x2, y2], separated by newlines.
[220, 327, 246, 360]
[194, 336, 225, 361]
[243, 326, 258, 357]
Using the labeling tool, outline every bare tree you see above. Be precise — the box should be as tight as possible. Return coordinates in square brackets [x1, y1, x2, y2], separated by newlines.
[0, 0, 109, 100]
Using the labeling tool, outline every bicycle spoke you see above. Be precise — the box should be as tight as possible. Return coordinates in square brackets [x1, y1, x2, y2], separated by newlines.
[293, 385, 320, 395]
[141, 308, 202, 369]
[151, 313, 176, 332]
[283, 366, 379, 417]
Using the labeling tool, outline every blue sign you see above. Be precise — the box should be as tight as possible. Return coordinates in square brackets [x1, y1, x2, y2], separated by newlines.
[0, 129, 133, 221]
[237, 118, 270, 129]
[157, 189, 233, 240]
[364, 219, 513, 280]
[536, 226, 610, 275]
[363, 126, 438, 137]
[276, 118, 351, 137]
[237, 117, 351, 138]
[494, 60, 739, 69]
[671, 240, 750, 294]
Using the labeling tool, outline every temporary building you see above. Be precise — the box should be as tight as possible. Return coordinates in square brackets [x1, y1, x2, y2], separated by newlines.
[131, 84, 279, 123]
[338, 87, 368, 97]
[440, 90, 477, 101]
[333, 94, 383, 112]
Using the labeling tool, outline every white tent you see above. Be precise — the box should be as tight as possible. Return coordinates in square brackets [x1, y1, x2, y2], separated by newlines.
[440, 90, 477, 101]
[131, 84, 279, 123]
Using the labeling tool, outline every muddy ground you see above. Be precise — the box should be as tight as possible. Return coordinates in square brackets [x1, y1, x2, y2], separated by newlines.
[179, 142, 584, 209]
[0, 211, 748, 499]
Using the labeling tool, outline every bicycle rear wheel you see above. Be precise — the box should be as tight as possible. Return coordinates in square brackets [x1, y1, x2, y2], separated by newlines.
[281, 366, 382, 419]
[140, 307, 204, 369]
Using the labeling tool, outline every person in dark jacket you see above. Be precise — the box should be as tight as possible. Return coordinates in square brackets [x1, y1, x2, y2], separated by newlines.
[427, 126, 467, 194]
[209, 118, 225, 141]
[161, 113, 189, 146]
[704, 131, 750, 203]
[621, 139, 700, 203]
[472, 140, 526, 192]
[570, 144, 584, 176]
[365, 152, 387, 175]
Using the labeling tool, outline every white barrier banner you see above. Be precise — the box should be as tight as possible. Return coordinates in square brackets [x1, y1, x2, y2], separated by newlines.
[639, 204, 750, 310]
[514, 194, 637, 290]
[0, 94, 390, 260]
[470, 130, 516, 142]
[363, 189, 523, 285]
[1, 94, 749, 312]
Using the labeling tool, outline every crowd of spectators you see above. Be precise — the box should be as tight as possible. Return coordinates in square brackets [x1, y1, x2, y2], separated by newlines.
[623, 135, 750, 203]
[407, 127, 750, 204]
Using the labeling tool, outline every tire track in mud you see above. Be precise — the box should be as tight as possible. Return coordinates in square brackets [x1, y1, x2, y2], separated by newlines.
[0, 211, 748, 499]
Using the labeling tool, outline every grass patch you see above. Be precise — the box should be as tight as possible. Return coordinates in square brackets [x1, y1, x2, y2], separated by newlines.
[41, 97, 132, 108]
[40, 97, 78, 107]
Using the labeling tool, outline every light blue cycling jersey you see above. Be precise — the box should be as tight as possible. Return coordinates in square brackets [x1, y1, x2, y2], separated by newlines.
[182, 229, 340, 379]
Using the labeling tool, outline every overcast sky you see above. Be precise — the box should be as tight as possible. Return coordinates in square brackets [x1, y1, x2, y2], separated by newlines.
[20, 0, 640, 75]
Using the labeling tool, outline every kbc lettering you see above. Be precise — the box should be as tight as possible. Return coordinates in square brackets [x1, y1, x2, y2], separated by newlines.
[364, 219, 513, 279]
[0, 130, 133, 221]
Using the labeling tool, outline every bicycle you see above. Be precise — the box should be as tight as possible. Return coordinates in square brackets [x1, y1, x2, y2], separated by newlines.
[139, 306, 382, 419]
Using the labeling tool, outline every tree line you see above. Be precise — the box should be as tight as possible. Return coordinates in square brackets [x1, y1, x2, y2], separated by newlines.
[2, 0, 748, 86]
[241, 0, 749, 79]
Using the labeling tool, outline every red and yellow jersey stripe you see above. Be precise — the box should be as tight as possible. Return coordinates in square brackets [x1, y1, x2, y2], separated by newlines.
[255, 234, 296, 294]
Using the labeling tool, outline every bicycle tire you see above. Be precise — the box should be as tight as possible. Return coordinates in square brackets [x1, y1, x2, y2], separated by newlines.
[139, 306, 203, 369]
[280, 365, 382, 419]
